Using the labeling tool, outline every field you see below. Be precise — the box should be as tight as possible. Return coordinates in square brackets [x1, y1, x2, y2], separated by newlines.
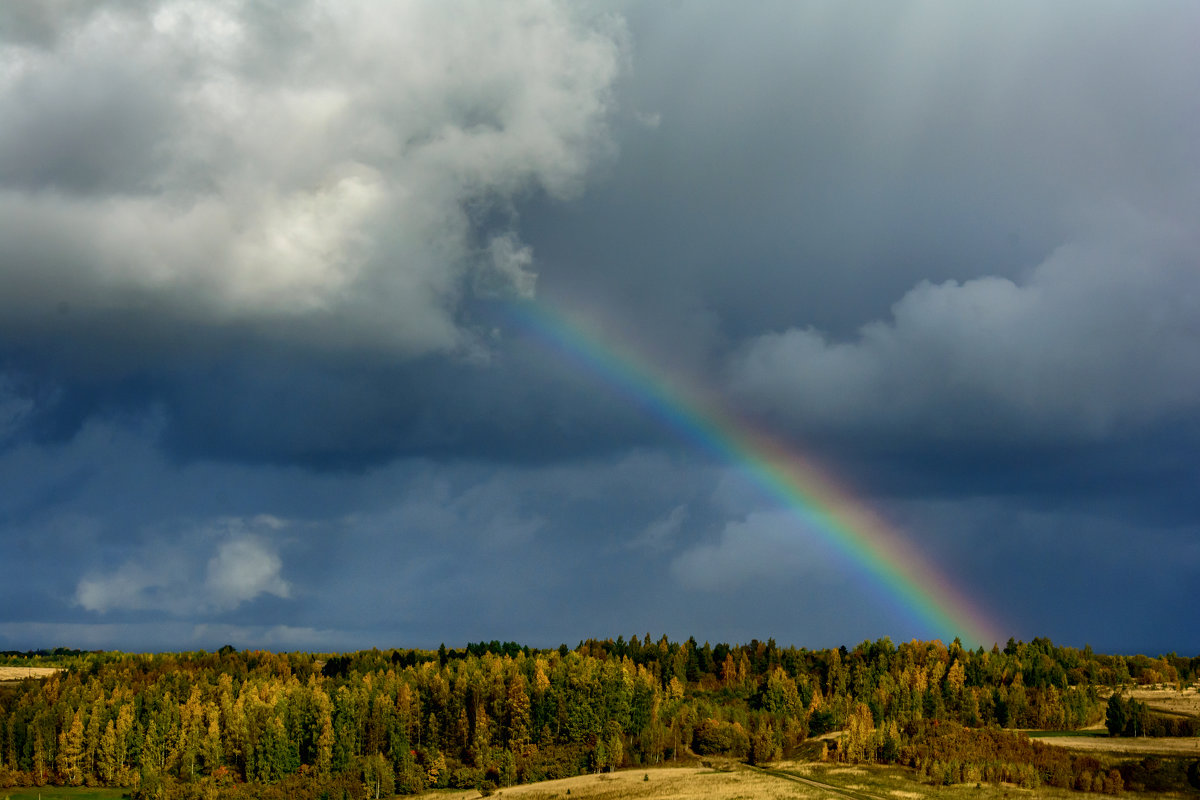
[416, 763, 1097, 800]
[0, 667, 62, 682]
[1129, 686, 1200, 718]
[423, 765, 818, 800]
[1029, 686, 1200, 757]
[0, 789, 126, 800]
[416, 690, 1200, 800]
[1028, 732, 1200, 757]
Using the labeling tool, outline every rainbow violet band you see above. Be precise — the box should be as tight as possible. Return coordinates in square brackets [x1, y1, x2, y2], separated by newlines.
[504, 298, 1002, 648]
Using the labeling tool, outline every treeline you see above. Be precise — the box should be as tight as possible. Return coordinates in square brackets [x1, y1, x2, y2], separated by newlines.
[1105, 693, 1200, 738]
[900, 721, 1134, 792]
[804, 703, 1194, 795]
[905, 721, 1123, 792]
[0, 637, 1194, 798]
[0, 649, 101, 667]
[894, 720, 1196, 794]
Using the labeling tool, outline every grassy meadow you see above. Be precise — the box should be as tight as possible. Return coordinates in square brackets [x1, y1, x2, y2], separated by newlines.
[1027, 687, 1200, 758]
[416, 762, 1125, 800]
[0, 668, 63, 682]
[1029, 731, 1200, 757]
[1, 789, 127, 800]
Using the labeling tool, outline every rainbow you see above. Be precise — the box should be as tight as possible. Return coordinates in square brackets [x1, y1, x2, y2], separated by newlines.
[504, 298, 1001, 648]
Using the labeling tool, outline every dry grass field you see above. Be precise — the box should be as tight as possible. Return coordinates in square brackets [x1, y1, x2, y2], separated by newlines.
[1027, 687, 1200, 757]
[1028, 732, 1200, 757]
[420, 766, 824, 800]
[0, 666, 62, 681]
[777, 763, 1098, 800]
[1128, 686, 1200, 718]
[416, 763, 1096, 800]
[1092, 685, 1200, 718]
[415, 691, 1200, 800]
[1, 788, 126, 800]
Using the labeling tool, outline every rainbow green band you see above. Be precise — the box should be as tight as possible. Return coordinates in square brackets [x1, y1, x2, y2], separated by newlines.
[507, 299, 1001, 648]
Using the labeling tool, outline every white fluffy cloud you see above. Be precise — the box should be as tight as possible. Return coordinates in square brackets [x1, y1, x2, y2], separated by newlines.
[75, 516, 291, 615]
[730, 211, 1200, 442]
[0, 1, 624, 353]
[205, 534, 290, 610]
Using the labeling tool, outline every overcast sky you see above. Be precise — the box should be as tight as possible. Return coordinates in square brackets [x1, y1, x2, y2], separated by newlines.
[2, 0, 1198, 655]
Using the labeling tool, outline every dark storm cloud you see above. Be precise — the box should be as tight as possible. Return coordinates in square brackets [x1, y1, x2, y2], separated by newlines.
[1, 325, 678, 468]
[151, 335, 680, 467]
[881, 496, 1200, 653]
[0, 419, 732, 650]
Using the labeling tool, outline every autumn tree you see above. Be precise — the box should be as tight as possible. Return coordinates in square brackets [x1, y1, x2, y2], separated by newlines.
[57, 709, 84, 785]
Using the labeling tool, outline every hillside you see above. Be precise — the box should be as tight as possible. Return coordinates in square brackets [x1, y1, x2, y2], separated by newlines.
[0, 638, 1197, 798]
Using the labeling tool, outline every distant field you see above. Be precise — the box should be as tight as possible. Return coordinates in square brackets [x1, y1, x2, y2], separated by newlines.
[0, 667, 62, 681]
[421, 766, 819, 800]
[417, 763, 1091, 800]
[1128, 686, 1200, 718]
[770, 762, 1093, 800]
[1029, 733, 1200, 757]
[1026, 729, 1108, 738]
[1, 788, 127, 800]
[1029, 686, 1200, 757]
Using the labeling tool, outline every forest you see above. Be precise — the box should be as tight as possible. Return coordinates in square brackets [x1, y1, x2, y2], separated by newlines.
[1, 637, 1197, 798]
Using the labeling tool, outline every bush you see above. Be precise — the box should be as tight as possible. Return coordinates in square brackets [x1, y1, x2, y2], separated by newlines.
[448, 765, 483, 789]
[691, 718, 749, 757]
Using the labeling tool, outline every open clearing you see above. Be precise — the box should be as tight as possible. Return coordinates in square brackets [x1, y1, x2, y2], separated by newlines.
[418, 763, 1092, 800]
[0, 666, 62, 681]
[1030, 686, 1200, 756]
[420, 766, 827, 800]
[1, 789, 126, 800]
[1095, 686, 1200, 719]
[770, 762, 1092, 800]
[1127, 686, 1200, 718]
[1028, 732, 1200, 757]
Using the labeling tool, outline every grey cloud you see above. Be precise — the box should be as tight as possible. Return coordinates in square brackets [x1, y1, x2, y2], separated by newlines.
[530, 0, 1200, 347]
[0, 40, 170, 193]
[0, 414, 722, 645]
[205, 531, 291, 609]
[1, 409, 1195, 650]
[670, 510, 838, 591]
[630, 504, 687, 552]
[0, 0, 624, 357]
[75, 517, 291, 615]
[0, 1, 123, 48]
[730, 212, 1200, 444]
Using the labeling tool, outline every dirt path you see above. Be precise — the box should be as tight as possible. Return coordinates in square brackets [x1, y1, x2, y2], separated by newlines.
[743, 763, 889, 800]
